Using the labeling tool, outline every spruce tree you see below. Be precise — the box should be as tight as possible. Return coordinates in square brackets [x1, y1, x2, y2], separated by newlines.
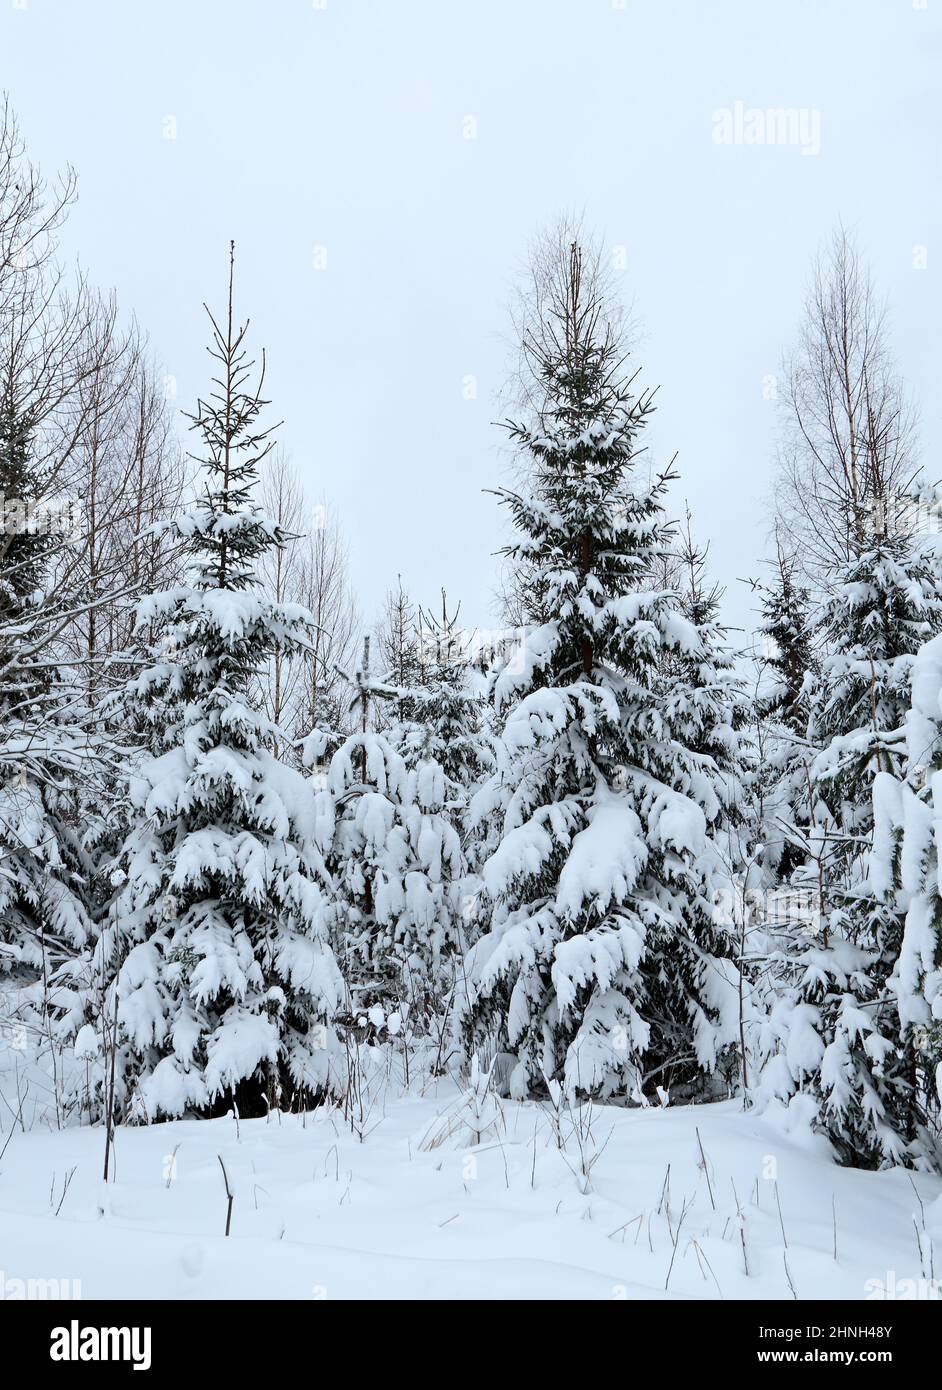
[759, 525, 942, 1167]
[0, 377, 92, 980]
[116, 247, 342, 1119]
[319, 634, 467, 1028]
[460, 243, 740, 1101]
[749, 544, 816, 889]
[869, 630, 942, 1168]
[758, 544, 816, 735]
[401, 596, 490, 983]
[374, 577, 423, 735]
[402, 594, 490, 861]
[662, 512, 748, 826]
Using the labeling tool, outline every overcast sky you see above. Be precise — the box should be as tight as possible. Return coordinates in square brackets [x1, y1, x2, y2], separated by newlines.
[4, 0, 939, 640]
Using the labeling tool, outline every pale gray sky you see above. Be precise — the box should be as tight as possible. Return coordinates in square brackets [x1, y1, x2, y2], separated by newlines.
[4, 0, 939, 639]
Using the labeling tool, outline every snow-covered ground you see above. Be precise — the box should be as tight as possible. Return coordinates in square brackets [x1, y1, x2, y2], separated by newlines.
[1, 1064, 939, 1301]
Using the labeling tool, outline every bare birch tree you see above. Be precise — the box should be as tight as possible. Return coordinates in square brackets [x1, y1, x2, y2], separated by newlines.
[255, 451, 359, 754]
[297, 498, 359, 745]
[1, 98, 185, 705]
[774, 226, 920, 585]
[52, 300, 186, 693]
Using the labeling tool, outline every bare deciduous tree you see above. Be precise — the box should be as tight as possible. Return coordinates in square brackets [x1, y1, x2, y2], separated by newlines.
[1, 97, 186, 711]
[298, 499, 359, 743]
[0, 102, 113, 742]
[257, 448, 305, 741]
[774, 226, 920, 585]
[255, 451, 359, 753]
[54, 301, 186, 693]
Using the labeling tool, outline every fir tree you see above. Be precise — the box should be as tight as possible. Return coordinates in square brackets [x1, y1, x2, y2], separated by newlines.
[662, 511, 748, 823]
[868, 631, 942, 1168]
[748, 543, 817, 890]
[459, 243, 740, 1101]
[404, 593, 488, 811]
[0, 375, 92, 983]
[403, 595, 491, 972]
[0, 389, 53, 656]
[319, 634, 468, 1028]
[115, 246, 342, 1119]
[758, 524, 942, 1167]
[374, 577, 423, 734]
[807, 531, 942, 831]
[758, 543, 815, 735]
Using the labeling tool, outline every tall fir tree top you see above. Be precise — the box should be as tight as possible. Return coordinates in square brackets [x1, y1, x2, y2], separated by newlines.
[180, 241, 282, 594]
[132, 246, 312, 756]
[494, 242, 673, 706]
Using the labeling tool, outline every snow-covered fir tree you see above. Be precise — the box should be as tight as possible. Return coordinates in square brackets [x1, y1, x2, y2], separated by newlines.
[373, 577, 424, 735]
[749, 543, 816, 889]
[400, 595, 491, 960]
[317, 633, 468, 1029]
[661, 512, 748, 840]
[114, 247, 342, 1120]
[0, 363, 93, 985]
[757, 543, 816, 736]
[758, 521, 942, 1167]
[867, 630, 942, 1168]
[398, 594, 490, 858]
[459, 242, 741, 1101]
